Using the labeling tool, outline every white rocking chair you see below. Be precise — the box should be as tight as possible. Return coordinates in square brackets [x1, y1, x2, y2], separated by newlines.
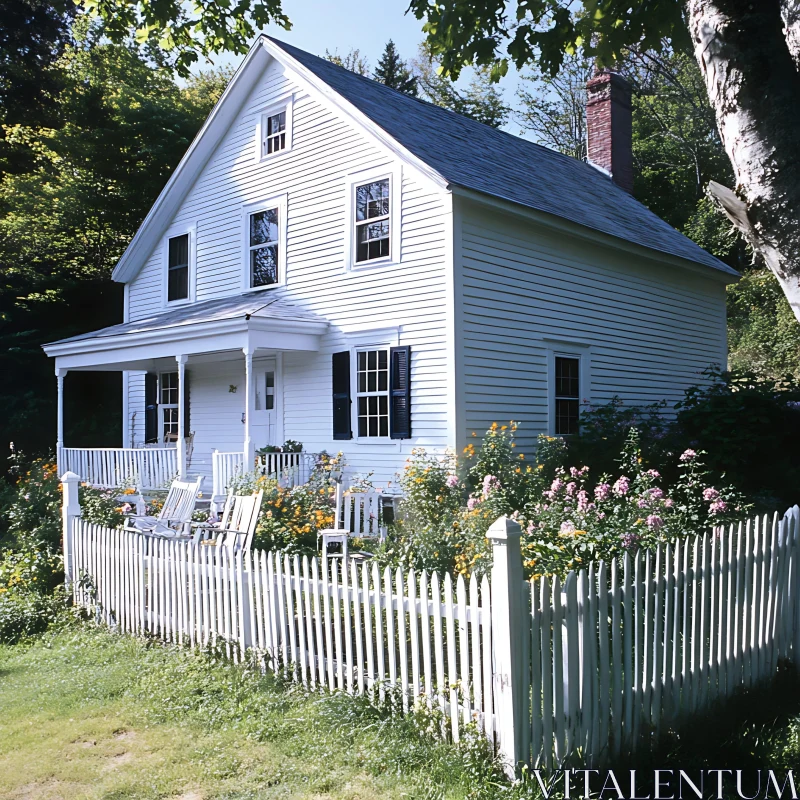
[195, 489, 263, 554]
[125, 476, 203, 537]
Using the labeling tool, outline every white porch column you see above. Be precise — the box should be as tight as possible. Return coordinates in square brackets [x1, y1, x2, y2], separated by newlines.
[176, 354, 187, 479]
[56, 367, 66, 474]
[243, 346, 255, 472]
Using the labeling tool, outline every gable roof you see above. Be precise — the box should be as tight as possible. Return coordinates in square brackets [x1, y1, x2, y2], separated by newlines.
[269, 38, 735, 277]
[112, 36, 736, 283]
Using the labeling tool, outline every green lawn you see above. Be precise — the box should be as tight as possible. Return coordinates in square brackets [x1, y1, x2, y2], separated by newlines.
[0, 624, 507, 800]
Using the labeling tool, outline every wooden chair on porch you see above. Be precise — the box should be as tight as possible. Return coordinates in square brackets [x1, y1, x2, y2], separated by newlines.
[125, 476, 203, 537]
[318, 484, 387, 570]
[194, 489, 264, 554]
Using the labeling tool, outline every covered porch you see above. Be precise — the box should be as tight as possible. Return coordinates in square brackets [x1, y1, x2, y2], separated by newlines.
[44, 293, 329, 499]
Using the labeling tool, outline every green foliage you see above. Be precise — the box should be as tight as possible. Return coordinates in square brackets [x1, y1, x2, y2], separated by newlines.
[323, 48, 370, 76]
[407, 0, 686, 80]
[374, 40, 418, 96]
[80, 0, 290, 78]
[727, 267, 800, 380]
[0, 24, 230, 460]
[674, 369, 800, 511]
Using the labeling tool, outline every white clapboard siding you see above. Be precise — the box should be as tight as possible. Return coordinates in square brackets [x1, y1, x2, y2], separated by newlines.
[457, 202, 728, 451]
[68, 519, 496, 742]
[123, 58, 450, 485]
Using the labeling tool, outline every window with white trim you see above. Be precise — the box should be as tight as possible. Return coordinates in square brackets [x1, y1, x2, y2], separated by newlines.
[554, 356, 580, 435]
[262, 109, 286, 156]
[356, 349, 389, 437]
[167, 234, 189, 302]
[354, 179, 390, 263]
[248, 207, 280, 287]
[160, 372, 179, 442]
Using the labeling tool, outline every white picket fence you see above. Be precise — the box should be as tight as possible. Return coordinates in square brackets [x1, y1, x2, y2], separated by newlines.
[59, 473, 800, 772]
[60, 446, 178, 490]
[520, 508, 800, 769]
[66, 516, 496, 743]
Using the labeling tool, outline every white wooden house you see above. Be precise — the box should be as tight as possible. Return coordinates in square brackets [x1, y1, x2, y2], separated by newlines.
[43, 36, 737, 498]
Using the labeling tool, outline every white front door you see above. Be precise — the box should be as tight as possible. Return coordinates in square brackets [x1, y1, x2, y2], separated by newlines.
[251, 358, 279, 450]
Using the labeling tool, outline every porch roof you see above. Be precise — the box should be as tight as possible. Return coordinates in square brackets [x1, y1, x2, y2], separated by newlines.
[43, 293, 330, 370]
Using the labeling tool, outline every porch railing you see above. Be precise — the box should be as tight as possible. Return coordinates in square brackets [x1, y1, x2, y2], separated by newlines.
[59, 446, 178, 491]
[211, 450, 314, 498]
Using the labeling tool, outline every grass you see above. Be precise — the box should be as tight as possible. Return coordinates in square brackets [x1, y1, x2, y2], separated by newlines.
[3, 619, 800, 800]
[0, 621, 508, 800]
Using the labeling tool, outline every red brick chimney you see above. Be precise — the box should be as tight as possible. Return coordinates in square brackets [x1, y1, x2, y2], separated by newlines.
[586, 69, 633, 194]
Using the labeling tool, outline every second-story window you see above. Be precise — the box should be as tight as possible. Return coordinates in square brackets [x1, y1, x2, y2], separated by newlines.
[167, 234, 189, 302]
[249, 207, 279, 287]
[355, 178, 390, 263]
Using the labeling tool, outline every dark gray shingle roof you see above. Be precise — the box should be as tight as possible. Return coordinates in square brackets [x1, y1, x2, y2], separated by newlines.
[271, 37, 735, 276]
[50, 293, 326, 345]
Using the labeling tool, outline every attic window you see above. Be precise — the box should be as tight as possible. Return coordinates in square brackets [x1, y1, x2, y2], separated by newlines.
[167, 233, 190, 302]
[258, 98, 293, 159]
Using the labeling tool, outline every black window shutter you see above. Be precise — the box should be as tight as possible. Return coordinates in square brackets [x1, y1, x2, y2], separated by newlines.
[144, 373, 158, 444]
[183, 370, 190, 436]
[332, 351, 352, 440]
[389, 346, 411, 440]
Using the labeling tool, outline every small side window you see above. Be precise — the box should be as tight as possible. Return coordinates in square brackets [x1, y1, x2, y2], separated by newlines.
[263, 110, 286, 156]
[248, 207, 280, 287]
[554, 355, 580, 435]
[167, 234, 189, 302]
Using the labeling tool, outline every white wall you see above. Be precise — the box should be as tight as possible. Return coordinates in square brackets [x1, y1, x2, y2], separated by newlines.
[125, 56, 452, 484]
[456, 199, 729, 455]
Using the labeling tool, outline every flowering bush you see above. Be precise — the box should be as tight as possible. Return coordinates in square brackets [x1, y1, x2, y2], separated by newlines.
[231, 452, 342, 555]
[379, 423, 750, 581]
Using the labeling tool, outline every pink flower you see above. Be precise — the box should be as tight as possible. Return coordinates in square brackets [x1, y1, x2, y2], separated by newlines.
[565, 481, 576, 496]
[613, 476, 630, 497]
[649, 488, 664, 500]
[621, 532, 640, 549]
[551, 478, 564, 493]
[597, 512, 606, 520]
[467, 497, 480, 511]
[121, 503, 132, 514]
[482, 475, 501, 498]
[446, 474, 459, 488]
[646, 515, 664, 531]
[664, 498, 674, 508]
[709, 500, 728, 515]
[594, 483, 611, 501]
[680, 449, 697, 462]
[577, 490, 590, 513]
[703, 487, 720, 501]
[645, 469, 661, 479]
[560, 520, 576, 535]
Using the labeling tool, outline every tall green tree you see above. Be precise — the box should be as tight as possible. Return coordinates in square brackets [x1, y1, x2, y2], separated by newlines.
[0, 22, 229, 456]
[407, 0, 800, 329]
[374, 40, 418, 95]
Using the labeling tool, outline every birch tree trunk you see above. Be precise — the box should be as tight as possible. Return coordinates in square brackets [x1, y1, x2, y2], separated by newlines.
[686, 1, 800, 320]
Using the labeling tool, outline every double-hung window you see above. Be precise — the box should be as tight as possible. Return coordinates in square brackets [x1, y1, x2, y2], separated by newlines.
[554, 356, 580, 435]
[160, 372, 179, 442]
[248, 207, 280, 288]
[354, 179, 390, 263]
[167, 234, 189, 302]
[263, 110, 286, 156]
[356, 349, 389, 437]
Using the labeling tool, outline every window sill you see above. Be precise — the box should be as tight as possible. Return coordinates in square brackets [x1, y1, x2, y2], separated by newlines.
[165, 297, 192, 308]
[349, 438, 403, 448]
[347, 257, 398, 273]
[244, 281, 285, 293]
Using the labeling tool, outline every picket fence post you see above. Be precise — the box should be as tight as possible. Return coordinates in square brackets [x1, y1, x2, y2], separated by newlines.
[61, 471, 81, 586]
[488, 515, 527, 776]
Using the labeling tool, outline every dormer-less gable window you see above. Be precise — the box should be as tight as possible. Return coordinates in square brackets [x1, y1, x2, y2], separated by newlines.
[257, 96, 293, 161]
[263, 110, 286, 155]
[167, 232, 190, 303]
[355, 178, 390, 263]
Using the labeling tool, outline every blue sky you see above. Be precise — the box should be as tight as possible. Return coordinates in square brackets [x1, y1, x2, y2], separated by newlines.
[204, 0, 528, 137]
